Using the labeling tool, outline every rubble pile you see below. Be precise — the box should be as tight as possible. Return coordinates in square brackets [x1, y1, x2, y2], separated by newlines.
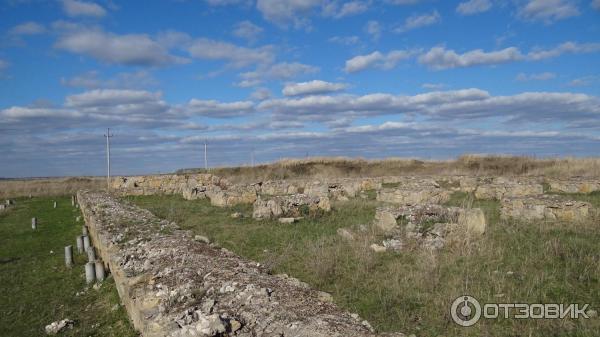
[501, 195, 591, 221]
[252, 194, 331, 219]
[372, 204, 486, 251]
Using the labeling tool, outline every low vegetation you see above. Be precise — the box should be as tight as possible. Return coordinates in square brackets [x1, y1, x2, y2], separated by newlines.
[0, 177, 104, 199]
[178, 155, 600, 183]
[0, 196, 136, 337]
[127, 192, 600, 336]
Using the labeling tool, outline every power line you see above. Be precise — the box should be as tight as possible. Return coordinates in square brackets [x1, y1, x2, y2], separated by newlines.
[104, 128, 113, 191]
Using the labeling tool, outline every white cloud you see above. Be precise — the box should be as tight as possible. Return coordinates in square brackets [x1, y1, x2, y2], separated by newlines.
[518, 0, 580, 23]
[385, 0, 423, 4]
[282, 80, 348, 96]
[65, 89, 162, 108]
[345, 50, 415, 72]
[568, 75, 598, 87]
[250, 87, 272, 100]
[419, 46, 523, 69]
[256, 0, 322, 28]
[515, 72, 556, 81]
[8, 22, 45, 35]
[60, 70, 158, 89]
[232, 21, 264, 42]
[237, 62, 319, 87]
[183, 99, 255, 118]
[258, 89, 600, 126]
[323, 1, 369, 19]
[205, 0, 248, 5]
[61, 0, 106, 18]
[419, 42, 600, 70]
[422, 83, 446, 90]
[394, 10, 440, 33]
[328, 35, 360, 45]
[55, 29, 184, 66]
[526, 42, 600, 60]
[188, 38, 274, 68]
[364, 20, 381, 40]
[456, 0, 492, 15]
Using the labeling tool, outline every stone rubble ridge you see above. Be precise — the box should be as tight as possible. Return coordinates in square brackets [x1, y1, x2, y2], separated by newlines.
[77, 190, 405, 337]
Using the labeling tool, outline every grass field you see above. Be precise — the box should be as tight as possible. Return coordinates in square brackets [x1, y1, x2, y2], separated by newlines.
[0, 196, 137, 337]
[127, 192, 600, 336]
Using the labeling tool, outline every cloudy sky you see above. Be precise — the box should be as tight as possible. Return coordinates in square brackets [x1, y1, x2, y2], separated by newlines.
[0, 0, 599, 177]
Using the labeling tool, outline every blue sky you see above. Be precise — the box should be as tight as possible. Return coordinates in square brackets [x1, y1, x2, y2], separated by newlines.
[0, 0, 599, 177]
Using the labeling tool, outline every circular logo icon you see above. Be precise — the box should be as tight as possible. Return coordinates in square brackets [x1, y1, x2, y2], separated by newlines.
[451, 295, 481, 327]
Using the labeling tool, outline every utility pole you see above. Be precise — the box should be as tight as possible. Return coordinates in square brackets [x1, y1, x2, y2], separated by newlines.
[204, 139, 208, 171]
[104, 128, 113, 191]
[251, 148, 255, 167]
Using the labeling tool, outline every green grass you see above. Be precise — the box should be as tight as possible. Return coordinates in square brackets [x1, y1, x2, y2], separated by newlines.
[126, 193, 600, 337]
[0, 196, 137, 337]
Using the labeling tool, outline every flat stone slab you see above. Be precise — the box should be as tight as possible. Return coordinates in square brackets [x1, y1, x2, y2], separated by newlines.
[253, 194, 331, 219]
[501, 195, 591, 221]
[78, 191, 392, 337]
[547, 178, 600, 194]
[376, 183, 451, 205]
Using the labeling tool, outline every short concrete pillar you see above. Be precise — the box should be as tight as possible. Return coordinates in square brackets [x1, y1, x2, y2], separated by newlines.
[76, 235, 84, 253]
[82, 235, 90, 251]
[87, 246, 96, 262]
[82, 226, 88, 236]
[95, 261, 106, 282]
[53, 201, 57, 209]
[71, 195, 76, 206]
[64, 246, 73, 267]
[5, 199, 12, 206]
[85, 262, 96, 284]
[31, 217, 37, 230]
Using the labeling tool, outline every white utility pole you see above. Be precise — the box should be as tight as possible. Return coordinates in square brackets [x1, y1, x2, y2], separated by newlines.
[104, 128, 113, 191]
[204, 139, 208, 171]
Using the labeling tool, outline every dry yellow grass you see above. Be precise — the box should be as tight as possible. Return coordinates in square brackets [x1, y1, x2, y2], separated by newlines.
[0, 177, 104, 199]
[181, 155, 600, 183]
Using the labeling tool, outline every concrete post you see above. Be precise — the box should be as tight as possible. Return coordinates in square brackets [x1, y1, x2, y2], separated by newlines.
[85, 262, 96, 284]
[71, 195, 76, 206]
[95, 261, 106, 282]
[76, 235, 84, 253]
[31, 217, 37, 230]
[53, 201, 57, 208]
[82, 226, 88, 236]
[87, 246, 96, 262]
[82, 235, 90, 252]
[64, 246, 73, 267]
[5, 199, 11, 206]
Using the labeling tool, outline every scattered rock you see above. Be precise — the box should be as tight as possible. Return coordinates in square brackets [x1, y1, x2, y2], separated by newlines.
[278, 217, 298, 224]
[194, 235, 210, 244]
[370, 244, 387, 253]
[44, 319, 74, 335]
[336, 228, 354, 240]
[230, 212, 243, 218]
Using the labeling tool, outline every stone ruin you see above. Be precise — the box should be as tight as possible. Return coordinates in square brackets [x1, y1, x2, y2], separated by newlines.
[111, 174, 228, 196]
[376, 181, 451, 205]
[547, 178, 600, 194]
[459, 177, 544, 200]
[501, 195, 591, 221]
[77, 190, 403, 337]
[252, 194, 331, 219]
[370, 204, 486, 252]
